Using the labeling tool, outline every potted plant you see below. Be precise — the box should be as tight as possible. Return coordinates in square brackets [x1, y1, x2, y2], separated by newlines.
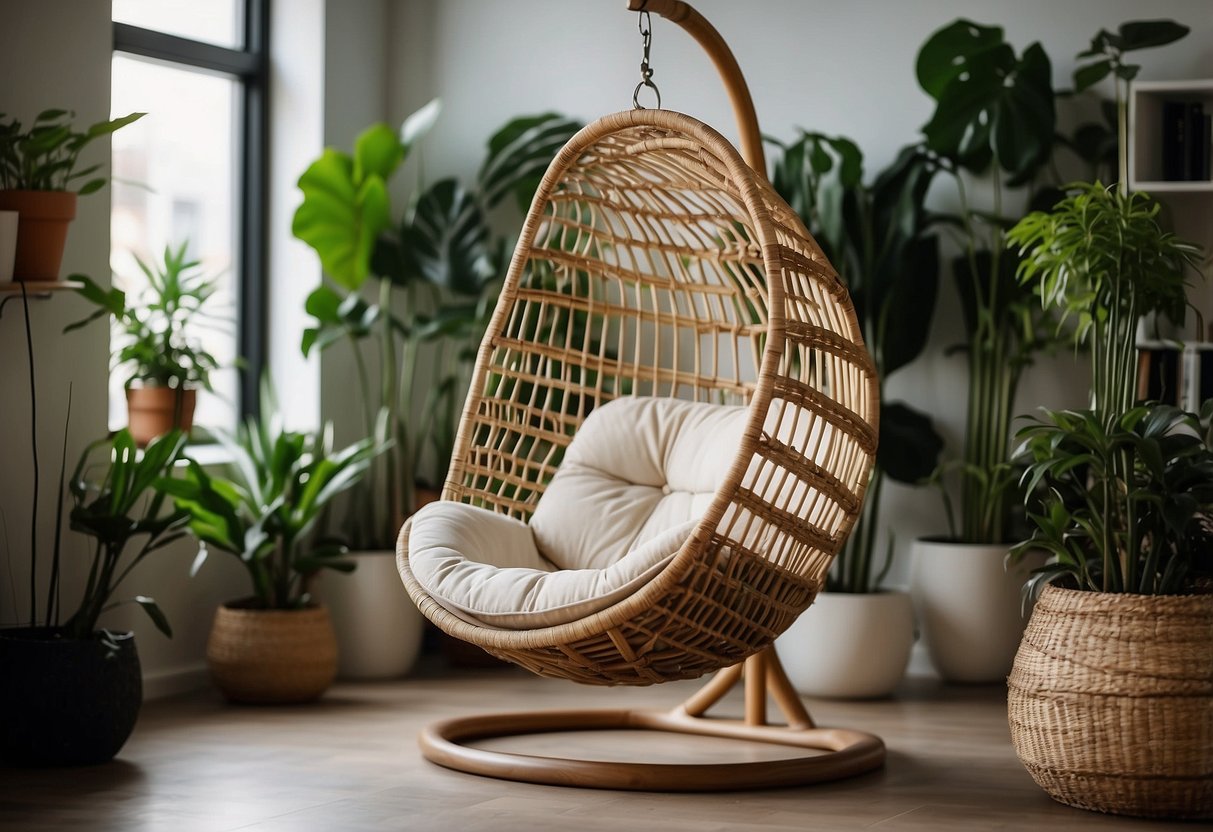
[159, 392, 384, 704]
[66, 242, 222, 446]
[766, 132, 942, 697]
[0, 109, 143, 280]
[905, 19, 1076, 683]
[0, 428, 188, 765]
[1004, 20, 1211, 819]
[292, 101, 582, 677]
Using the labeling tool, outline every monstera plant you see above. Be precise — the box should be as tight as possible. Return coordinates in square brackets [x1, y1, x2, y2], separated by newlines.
[292, 101, 582, 549]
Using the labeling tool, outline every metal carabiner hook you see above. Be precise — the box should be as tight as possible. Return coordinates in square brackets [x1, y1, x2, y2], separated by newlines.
[632, 8, 661, 109]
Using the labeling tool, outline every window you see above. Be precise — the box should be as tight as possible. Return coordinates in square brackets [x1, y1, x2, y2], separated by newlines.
[110, 1, 268, 432]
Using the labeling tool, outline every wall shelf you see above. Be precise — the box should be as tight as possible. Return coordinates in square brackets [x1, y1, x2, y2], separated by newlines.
[1129, 78, 1213, 190]
[0, 280, 82, 317]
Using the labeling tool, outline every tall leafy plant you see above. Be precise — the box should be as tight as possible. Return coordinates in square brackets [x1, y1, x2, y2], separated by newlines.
[915, 20, 1062, 544]
[292, 101, 581, 548]
[768, 133, 944, 591]
[1008, 19, 1205, 596]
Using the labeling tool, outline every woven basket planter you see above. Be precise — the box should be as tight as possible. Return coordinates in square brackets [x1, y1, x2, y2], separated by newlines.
[207, 602, 338, 704]
[1008, 584, 1213, 819]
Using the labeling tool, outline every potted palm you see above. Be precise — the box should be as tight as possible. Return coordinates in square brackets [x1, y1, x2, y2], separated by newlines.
[0, 109, 143, 280]
[67, 242, 222, 445]
[0, 429, 188, 765]
[766, 132, 942, 697]
[1005, 20, 1210, 820]
[160, 391, 384, 704]
[292, 102, 581, 677]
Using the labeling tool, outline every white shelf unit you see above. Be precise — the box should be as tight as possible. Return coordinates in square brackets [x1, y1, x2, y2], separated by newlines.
[1129, 78, 1213, 192]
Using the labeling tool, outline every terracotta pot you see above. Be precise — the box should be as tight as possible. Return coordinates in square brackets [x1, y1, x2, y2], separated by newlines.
[206, 602, 338, 704]
[126, 386, 196, 446]
[1008, 585, 1213, 819]
[0, 628, 141, 766]
[0, 190, 77, 281]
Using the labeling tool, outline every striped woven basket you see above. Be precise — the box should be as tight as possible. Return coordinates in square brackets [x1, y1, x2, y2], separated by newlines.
[1007, 584, 1213, 819]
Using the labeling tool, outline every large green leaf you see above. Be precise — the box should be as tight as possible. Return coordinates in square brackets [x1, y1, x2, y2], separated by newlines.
[400, 178, 497, 295]
[354, 123, 405, 183]
[917, 19, 1055, 177]
[478, 112, 583, 212]
[1117, 20, 1189, 51]
[878, 401, 944, 484]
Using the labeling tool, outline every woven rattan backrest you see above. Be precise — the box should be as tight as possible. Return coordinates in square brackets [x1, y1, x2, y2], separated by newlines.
[444, 109, 877, 590]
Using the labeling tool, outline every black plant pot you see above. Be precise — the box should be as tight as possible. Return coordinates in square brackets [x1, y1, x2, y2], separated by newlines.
[0, 628, 143, 766]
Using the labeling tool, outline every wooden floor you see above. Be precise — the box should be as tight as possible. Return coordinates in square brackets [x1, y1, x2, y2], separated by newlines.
[0, 661, 1185, 831]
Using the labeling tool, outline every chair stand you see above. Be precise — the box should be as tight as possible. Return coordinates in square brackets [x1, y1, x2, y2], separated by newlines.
[418, 648, 886, 791]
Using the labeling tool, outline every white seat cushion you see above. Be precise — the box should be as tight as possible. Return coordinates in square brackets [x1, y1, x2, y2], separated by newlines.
[408, 397, 748, 629]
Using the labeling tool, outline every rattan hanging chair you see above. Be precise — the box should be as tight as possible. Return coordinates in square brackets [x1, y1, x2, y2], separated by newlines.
[397, 0, 883, 791]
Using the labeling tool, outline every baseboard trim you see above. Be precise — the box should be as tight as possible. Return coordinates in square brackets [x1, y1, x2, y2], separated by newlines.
[143, 662, 211, 701]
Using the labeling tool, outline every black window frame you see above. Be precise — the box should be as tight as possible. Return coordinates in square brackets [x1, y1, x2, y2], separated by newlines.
[112, 1, 269, 422]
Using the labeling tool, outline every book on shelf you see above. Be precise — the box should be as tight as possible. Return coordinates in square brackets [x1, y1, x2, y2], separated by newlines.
[1160, 99, 1211, 182]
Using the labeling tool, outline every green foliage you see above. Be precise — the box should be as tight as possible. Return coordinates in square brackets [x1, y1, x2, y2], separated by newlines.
[1008, 182, 1201, 416]
[159, 389, 386, 609]
[66, 242, 223, 390]
[767, 133, 944, 591]
[0, 109, 144, 193]
[60, 430, 190, 639]
[1014, 405, 1213, 595]
[915, 19, 1066, 544]
[291, 101, 582, 547]
[916, 20, 1054, 180]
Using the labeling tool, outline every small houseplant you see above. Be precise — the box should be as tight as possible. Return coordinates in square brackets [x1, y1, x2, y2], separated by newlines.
[67, 242, 222, 445]
[1004, 19, 1211, 820]
[0, 109, 143, 280]
[0, 428, 188, 765]
[160, 392, 384, 703]
[292, 102, 581, 676]
[766, 132, 941, 697]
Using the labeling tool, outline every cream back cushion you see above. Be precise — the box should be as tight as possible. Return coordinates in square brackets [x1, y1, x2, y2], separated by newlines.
[408, 397, 748, 629]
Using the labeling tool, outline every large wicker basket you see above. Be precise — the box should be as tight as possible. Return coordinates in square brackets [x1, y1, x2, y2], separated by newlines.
[1007, 584, 1213, 819]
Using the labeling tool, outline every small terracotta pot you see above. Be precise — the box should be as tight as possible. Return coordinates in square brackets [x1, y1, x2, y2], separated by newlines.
[126, 386, 196, 446]
[207, 602, 338, 704]
[0, 190, 77, 281]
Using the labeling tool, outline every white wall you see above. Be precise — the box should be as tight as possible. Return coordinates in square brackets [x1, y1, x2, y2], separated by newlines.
[381, 0, 1213, 585]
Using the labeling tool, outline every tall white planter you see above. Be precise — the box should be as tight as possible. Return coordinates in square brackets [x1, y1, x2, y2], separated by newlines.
[909, 539, 1040, 683]
[775, 590, 914, 699]
[319, 550, 424, 680]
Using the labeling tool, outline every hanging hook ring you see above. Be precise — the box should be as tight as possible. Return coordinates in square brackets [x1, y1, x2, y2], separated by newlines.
[632, 7, 661, 109]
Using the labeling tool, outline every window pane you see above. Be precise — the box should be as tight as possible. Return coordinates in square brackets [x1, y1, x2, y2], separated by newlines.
[113, 0, 243, 49]
[111, 54, 240, 434]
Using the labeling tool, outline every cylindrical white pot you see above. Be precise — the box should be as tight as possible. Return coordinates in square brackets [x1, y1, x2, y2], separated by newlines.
[319, 550, 424, 680]
[910, 539, 1041, 683]
[0, 211, 18, 283]
[775, 590, 914, 699]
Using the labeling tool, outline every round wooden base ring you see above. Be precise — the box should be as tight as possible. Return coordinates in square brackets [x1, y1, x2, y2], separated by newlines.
[419, 708, 886, 791]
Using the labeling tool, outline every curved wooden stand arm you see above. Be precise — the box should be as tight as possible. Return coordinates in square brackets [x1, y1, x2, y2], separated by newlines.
[627, 0, 767, 175]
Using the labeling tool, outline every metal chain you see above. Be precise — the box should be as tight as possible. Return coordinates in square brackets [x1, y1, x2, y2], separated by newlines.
[632, 9, 661, 109]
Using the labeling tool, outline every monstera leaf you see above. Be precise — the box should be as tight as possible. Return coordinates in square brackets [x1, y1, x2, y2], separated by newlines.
[916, 20, 1055, 179]
[399, 178, 498, 296]
[478, 112, 583, 212]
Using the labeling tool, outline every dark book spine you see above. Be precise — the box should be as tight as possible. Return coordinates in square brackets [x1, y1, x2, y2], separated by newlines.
[1162, 100, 1187, 181]
[1197, 112, 1212, 182]
[1186, 102, 1204, 181]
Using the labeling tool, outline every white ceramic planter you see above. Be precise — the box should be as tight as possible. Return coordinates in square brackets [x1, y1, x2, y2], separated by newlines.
[319, 550, 424, 680]
[909, 538, 1041, 683]
[774, 590, 914, 699]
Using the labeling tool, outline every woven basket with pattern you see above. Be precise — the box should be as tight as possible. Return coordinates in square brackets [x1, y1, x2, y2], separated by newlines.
[1007, 584, 1213, 819]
